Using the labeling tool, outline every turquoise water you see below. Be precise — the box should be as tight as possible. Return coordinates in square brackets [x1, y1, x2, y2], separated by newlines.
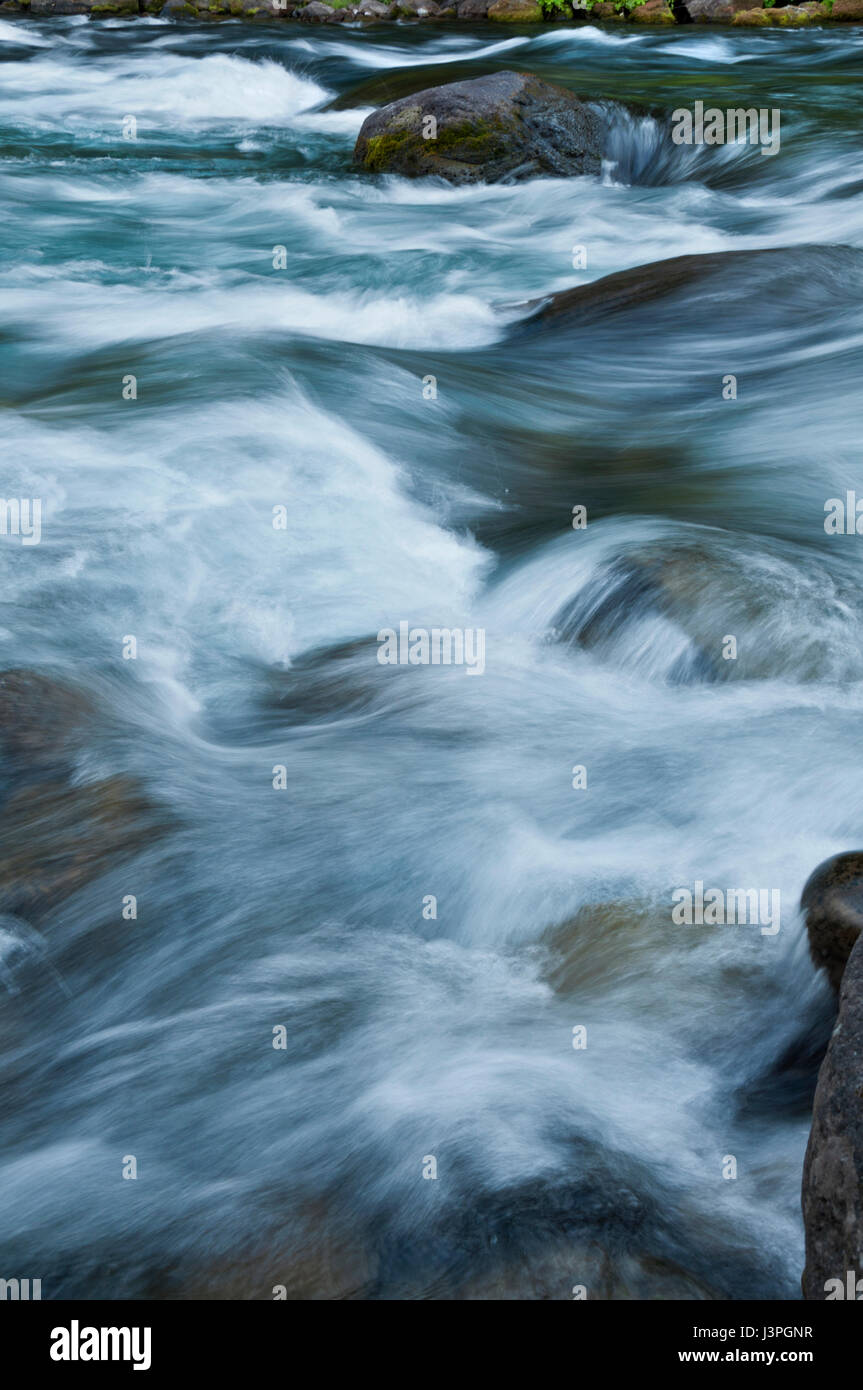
[1, 14, 863, 1298]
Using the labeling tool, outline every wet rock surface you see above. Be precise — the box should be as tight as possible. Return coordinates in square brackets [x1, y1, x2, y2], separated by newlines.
[801, 854, 863, 1298]
[353, 70, 603, 183]
[802, 852, 863, 993]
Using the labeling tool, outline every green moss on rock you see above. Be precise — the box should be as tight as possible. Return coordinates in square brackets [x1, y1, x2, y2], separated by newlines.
[732, 6, 775, 20]
[487, 0, 543, 18]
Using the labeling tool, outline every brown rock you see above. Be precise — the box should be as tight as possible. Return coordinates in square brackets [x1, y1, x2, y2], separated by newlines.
[0, 671, 173, 922]
[830, 0, 863, 16]
[0, 777, 170, 921]
[732, 6, 777, 21]
[487, 0, 543, 18]
[456, 0, 489, 12]
[0, 669, 94, 775]
[630, 0, 675, 20]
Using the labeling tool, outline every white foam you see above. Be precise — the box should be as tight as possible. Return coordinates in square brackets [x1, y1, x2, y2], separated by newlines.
[0, 53, 328, 128]
[0, 17, 50, 44]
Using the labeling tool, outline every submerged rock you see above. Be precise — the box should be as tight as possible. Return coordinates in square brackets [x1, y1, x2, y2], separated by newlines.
[524, 249, 791, 327]
[0, 670, 173, 924]
[0, 777, 169, 922]
[353, 70, 603, 184]
[520, 246, 863, 336]
[802, 852, 863, 993]
[0, 669, 94, 776]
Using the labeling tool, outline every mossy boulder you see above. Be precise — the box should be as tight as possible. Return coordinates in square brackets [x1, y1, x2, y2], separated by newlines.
[630, 0, 675, 20]
[487, 0, 542, 18]
[732, 6, 776, 21]
[830, 0, 863, 15]
[775, 5, 813, 22]
[353, 70, 602, 185]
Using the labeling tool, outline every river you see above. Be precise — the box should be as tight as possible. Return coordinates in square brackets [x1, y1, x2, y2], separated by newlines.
[1, 13, 862, 1299]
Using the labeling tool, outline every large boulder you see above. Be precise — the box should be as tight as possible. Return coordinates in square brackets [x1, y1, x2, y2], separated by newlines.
[353, 70, 603, 184]
[802, 958, 863, 1300]
[801, 854, 863, 1298]
[682, 0, 756, 18]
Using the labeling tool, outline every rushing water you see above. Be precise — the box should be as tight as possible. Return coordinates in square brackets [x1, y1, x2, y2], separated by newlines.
[1, 13, 863, 1300]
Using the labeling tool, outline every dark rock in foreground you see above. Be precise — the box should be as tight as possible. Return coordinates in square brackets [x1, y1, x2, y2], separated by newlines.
[801, 853, 863, 1298]
[802, 851, 863, 993]
[353, 71, 603, 184]
[523, 248, 799, 327]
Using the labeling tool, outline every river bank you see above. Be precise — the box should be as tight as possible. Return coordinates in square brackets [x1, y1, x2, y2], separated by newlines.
[4, 0, 863, 27]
